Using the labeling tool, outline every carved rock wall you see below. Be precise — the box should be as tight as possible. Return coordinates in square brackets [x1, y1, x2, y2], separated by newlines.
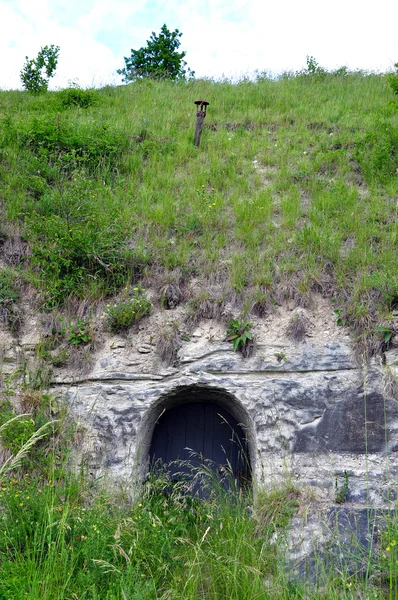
[52, 340, 398, 505]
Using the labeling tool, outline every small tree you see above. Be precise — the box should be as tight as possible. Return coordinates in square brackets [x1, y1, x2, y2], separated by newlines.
[20, 45, 60, 93]
[118, 24, 194, 82]
[388, 63, 398, 97]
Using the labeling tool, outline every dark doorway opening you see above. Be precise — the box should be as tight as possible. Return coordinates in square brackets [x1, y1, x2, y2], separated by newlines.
[149, 400, 251, 494]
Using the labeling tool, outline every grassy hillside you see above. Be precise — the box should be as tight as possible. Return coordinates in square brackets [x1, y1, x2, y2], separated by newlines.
[1, 70, 398, 598]
[0, 71, 397, 353]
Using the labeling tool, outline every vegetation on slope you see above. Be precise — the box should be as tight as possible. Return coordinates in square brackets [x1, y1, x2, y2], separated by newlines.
[0, 71, 397, 355]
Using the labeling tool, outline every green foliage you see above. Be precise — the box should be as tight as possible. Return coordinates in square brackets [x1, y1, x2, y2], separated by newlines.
[0, 462, 296, 600]
[20, 45, 60, 93]
[59, 87, 96, 109]
[118, 24, 194, 82]
[388, 62, 398, 97]
[25, 173, 148, 306]
[20, 117, 129, 176]
[255, 483, 300, 533]
[226, 318, 253, 353]
[334, 308, 347, 326]
[303, 55, 327, 77]
[376, 325, 394, 344]
[1, 71, 398, 340]
[0, 269, 19, 305]
[0, 404, 35, 454]
[355, 121, 398, 184]
[51, 346, 70, 367]
[0, 393, 56, 466]
[379, 519, 398, 596]
[274, 351, 287, 363]
[104, 289, 151, 333]
[67, 318, 92, 345]
[0, 445, 393, 599]
[335, 470, 350, 504]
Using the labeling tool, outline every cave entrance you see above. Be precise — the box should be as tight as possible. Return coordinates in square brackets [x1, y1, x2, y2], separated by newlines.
[149, 389, 251, 495]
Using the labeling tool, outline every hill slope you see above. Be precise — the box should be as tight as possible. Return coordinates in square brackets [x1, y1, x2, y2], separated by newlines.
[0, 73, 397, 354]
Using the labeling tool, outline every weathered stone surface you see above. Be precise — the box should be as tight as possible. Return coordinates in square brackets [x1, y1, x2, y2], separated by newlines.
[294, 391, 398, 454]
[179, 341, 356, 373]
[290, 506, 393, 579]
[386, 347, 398, 367]
[50, 336, 398, 510]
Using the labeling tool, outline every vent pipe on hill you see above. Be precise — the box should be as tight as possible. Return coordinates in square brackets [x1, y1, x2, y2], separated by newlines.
[194, 100, 209, 147]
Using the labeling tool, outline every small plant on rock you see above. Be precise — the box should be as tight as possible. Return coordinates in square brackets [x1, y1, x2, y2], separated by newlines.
[67, 318, 92, 345]
[335, 470, 350, 504]
[226, 318, 253, 357]
[104, 288, 151, 333]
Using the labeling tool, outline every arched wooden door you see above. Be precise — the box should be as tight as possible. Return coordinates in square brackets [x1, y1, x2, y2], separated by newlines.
[149, 402, 250, 492]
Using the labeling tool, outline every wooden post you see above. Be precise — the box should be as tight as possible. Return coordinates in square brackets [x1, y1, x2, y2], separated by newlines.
[194, 100, 209, 147]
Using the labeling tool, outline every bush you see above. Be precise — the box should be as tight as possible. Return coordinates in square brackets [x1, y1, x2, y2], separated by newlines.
[20, 117, 129, 176]
[355, 121, 398, 184]
[388, 62, 398, 97]
[118, 24, 194, 82]
[59, 87, 97, 109]
[25, 174, 149, 306]
[104, 289, 151, 333]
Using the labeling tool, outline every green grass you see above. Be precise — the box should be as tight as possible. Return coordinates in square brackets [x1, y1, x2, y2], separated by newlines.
[0, 71, 397, 348]
[0, 394, 397, 599]
[0, 452, 395, 599]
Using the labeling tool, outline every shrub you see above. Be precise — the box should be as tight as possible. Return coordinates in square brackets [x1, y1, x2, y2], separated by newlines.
[118, 24, 194, 82]
[59, 87, 96, 109]
[388, 62, 398, 97]
[104, 289, 151, 333]
[20, 117, 129, 176]
[25, 175, 149, 306]
[355, 121, 398, 184]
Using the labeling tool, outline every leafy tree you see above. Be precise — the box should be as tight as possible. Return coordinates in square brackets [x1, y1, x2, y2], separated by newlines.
[118, 24, 194, 82]
[388, 62, 398, 97]
[20, 45, 60, 93]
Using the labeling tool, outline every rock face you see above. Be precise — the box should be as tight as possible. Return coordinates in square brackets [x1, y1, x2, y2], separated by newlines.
[2, 297, 397, 511]
[51, 338, 398, 507]
[2, 297, 398, 573]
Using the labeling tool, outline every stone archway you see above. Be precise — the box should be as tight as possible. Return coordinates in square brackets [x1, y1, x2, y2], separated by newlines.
[139, 384, 254, 492]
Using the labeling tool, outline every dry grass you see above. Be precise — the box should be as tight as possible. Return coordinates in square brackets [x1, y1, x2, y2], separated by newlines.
[286, 310, 310, 342]
[156, 321, 182, 365]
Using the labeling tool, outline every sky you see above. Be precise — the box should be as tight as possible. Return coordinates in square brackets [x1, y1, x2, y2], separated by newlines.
[0, 0, 398, 90]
